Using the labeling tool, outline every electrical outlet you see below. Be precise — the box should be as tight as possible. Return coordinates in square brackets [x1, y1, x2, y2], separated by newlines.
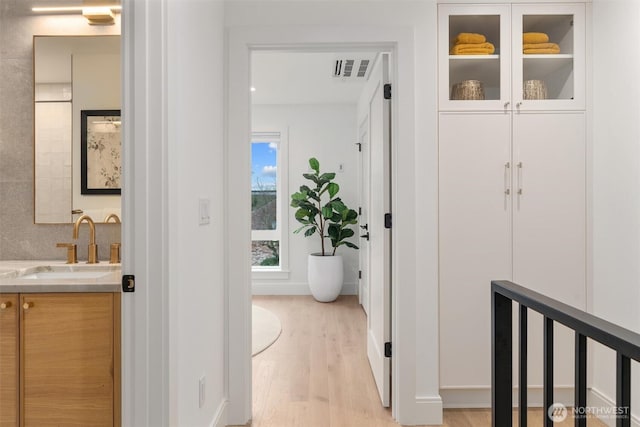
[199, 376, 206, 408]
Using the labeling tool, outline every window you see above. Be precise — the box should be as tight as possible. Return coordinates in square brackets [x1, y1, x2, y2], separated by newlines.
[251, 131, 288, 273]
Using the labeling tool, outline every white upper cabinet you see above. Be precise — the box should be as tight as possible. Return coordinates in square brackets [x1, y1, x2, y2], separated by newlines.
[439, 3, 585, 111]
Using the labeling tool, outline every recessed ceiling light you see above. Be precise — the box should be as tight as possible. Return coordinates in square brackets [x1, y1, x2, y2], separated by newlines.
[250, 87, 257, 92]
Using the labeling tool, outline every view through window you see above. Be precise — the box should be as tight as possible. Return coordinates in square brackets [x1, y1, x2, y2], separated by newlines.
[251, 133, 281, 267]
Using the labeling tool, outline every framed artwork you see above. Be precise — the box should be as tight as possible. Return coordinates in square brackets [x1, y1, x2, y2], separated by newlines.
[81, 110, 121, 195]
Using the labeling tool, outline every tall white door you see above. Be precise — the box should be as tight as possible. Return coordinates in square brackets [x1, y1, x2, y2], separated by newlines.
[357, 53, 391, 407]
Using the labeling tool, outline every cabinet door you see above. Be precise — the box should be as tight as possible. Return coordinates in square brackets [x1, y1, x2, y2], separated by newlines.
[21, 293, 115, 427]
[512, 4, 586, 111]
[438, 4, 511, 111]
[439, 112, 512, 387]
[513, 112, 585, 388]
[0, 294, 18, 427]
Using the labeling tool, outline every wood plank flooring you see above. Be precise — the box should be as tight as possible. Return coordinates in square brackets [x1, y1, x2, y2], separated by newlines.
[249, 295, 607, 427]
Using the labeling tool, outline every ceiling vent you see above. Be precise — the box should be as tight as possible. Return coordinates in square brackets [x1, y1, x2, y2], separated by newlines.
[332, 55, 376, 80]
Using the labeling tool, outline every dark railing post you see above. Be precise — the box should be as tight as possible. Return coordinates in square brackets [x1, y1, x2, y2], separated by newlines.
[575, 333, 587, 427]
[616, 353, 630, 427]
[544, 317, 554, 427]
[519, 304, 528, 427]
[492, 289, 513, 427]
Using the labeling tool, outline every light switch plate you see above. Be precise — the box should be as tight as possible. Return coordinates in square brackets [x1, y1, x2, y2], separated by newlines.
[199, 198, 211, 225]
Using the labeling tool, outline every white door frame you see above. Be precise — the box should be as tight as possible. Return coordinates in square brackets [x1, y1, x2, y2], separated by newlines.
[226, 25, 432, 425]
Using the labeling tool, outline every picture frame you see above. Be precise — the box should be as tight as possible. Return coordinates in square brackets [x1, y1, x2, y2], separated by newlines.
[81, 109, 122, 195]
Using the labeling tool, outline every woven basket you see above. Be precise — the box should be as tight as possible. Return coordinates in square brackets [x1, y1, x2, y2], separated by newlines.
[523, 79, 547, 100]
[451, 80, 485, 100]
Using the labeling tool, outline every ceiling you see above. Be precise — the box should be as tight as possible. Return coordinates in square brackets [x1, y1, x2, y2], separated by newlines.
[251, 51, 377, 105]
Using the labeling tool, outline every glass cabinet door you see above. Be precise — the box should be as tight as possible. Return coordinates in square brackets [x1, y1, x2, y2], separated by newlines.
[438, 4, 511, 111]
[512, 4, 585, 111]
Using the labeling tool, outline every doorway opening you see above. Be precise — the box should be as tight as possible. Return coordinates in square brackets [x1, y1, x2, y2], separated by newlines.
[248, 48, 393, 423]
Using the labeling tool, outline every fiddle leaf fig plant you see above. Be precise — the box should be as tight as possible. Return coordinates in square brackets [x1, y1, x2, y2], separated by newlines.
[291, 157, 359, 256]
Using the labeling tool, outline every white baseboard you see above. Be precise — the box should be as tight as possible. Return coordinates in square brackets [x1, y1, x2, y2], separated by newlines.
[440, 386, 574, 408]
[210, 399, 227, 427]
[252, 281, 358, 296]
[401, 395, 443, 426]
[589, 387, 640, 427]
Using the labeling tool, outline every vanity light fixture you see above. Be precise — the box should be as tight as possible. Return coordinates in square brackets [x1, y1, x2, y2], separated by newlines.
[31, 4, 121, 25]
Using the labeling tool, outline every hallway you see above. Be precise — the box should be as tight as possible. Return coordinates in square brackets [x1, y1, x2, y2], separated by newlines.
[249, 295, 607, 427]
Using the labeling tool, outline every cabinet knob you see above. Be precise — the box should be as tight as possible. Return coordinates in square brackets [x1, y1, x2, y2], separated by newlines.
[0, 301, 11, 310]
[23, 302, 33, 310]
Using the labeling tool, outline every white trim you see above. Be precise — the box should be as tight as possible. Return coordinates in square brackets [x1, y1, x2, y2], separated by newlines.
[439, 386, 574, 409]
[226, 24, 430, 426]
[209, 400, 228, 427]
[252, 281, 358, 296]
[121, 0, 170, 425]
[588, 387, 640, 427]
[251, 268, 290, 280]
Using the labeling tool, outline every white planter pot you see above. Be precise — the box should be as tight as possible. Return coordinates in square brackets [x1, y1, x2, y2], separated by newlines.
[307, 253, 344, 302]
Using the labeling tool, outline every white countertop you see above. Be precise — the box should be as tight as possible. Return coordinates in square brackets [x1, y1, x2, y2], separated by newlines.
[0, 261, 121, 293]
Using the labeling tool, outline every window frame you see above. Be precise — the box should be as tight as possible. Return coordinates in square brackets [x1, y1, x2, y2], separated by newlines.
[251, 130, 289, 277]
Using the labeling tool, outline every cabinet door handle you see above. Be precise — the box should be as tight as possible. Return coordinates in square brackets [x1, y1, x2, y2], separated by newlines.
[517, 162, 523, 195]
[516, 102, 523, 108]
[504, 102, 510, 108]
[0, 301, 11, 310]
[504, 162, 511, 195]
[23, 302, 33, 310]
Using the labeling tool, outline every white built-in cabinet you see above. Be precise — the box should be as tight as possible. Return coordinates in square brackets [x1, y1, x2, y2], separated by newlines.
[438, 2, 587, 401]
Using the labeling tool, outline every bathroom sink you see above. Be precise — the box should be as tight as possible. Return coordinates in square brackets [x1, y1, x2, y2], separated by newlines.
[19, 270, 112, 280]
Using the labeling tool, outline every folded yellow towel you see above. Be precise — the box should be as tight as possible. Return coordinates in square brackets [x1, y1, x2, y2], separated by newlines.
[523, 32, 549, 44]
[450, 42, 495, 55]
[455, 32, 486, 44]
[523, 43, 560, 50]
[523, 46, 561, 54]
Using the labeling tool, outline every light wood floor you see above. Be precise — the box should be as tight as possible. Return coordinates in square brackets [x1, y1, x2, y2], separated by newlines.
[249, 295, 607, 427]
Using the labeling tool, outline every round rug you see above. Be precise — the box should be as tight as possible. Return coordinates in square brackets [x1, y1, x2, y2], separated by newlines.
[252, 305, 282, 356]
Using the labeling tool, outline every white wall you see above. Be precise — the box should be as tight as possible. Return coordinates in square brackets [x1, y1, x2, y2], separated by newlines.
[167, 0, 226, 426]
[591, 0, 640, 424]
[252, 104, 360, 294]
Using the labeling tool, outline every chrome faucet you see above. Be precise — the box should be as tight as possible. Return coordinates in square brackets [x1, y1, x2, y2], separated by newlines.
[73, 214, 98, 264]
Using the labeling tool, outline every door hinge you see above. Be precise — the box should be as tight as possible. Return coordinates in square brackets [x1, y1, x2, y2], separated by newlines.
[384, 213, 392, 229]
[356, 142, 362, 152]
[122, 274, 135, 293]
[359, 270, 362, 279]
[384, 342, 392, 357]
[358, 207, 362, 215]
[384, 84, 392, 100]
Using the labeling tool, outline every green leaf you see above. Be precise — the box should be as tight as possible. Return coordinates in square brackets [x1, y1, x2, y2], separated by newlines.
[342, 241, 359, 250]
[304, 227, 317, 237]
[291, 192, 307, 201]
[295, 209, 310, 220]
[345, 209, 358, 221]
[321, 206, 334, 219]
[341, 228, 355, 239]
[330, 212, 342, 223]
[327, 224, 340, 241]
[332, 199, 346, 213]
[302, 173, 319, 184]
[319, 172, 336, 182]
[327, 182, 339, 198]
[309, 158, 320, 173]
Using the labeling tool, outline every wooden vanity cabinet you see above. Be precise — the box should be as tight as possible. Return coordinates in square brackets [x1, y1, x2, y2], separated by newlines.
[0, 294, 19, 427]
[0, 292, 120, 427]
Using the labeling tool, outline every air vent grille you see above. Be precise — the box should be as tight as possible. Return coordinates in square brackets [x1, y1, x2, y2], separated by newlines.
[333, 55, 374, 80]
